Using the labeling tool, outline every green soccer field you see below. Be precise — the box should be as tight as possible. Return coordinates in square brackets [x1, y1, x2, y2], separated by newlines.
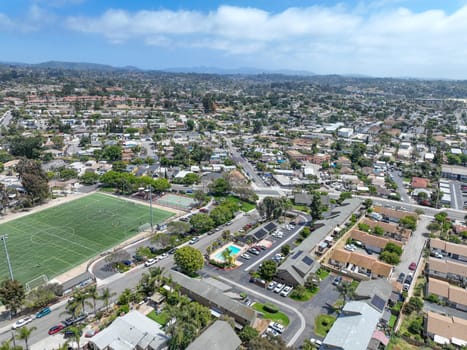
[0, 193, 174, 284]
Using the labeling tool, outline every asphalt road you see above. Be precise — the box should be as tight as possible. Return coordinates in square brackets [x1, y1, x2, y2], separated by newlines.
[389, 170, 413, 204]
[225, 138, 267, 188]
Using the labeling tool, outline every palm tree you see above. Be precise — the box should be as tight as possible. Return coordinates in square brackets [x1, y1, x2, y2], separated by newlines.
[66, 326, 82, 350]
[16, 325, 36, 350]
[72, 290, 92, 315]
[99, 288, 116, 311]
[336, 282, 356, 305]
[221, 248, 233, 267]
[86, 285, 99, 314]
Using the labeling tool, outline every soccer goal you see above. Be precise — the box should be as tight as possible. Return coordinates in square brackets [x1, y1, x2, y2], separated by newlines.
[25, 274, 49, 294]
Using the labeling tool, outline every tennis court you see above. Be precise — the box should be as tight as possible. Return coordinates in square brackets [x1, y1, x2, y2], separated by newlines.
[0, 193, 173, 284]
[156, 193, 196, 211]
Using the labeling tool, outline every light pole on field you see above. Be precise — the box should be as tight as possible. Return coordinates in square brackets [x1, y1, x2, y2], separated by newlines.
[145, 186, 154, 232]
[0, 234, 14, 280]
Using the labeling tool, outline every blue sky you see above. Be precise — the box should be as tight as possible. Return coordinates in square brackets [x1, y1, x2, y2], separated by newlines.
[2, 1, 467, 78]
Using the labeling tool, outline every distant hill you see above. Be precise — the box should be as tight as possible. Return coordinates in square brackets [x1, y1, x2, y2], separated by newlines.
[34, 61, 141, 71]
[161, 66, 315, 76]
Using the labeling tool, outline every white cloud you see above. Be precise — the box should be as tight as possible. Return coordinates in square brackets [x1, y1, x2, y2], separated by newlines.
[64, 4, 467, 77]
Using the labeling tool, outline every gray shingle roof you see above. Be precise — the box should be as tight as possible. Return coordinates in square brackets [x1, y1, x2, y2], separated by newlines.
[277, 198, 362, 285]
[170, 271, 257, 325]
[186, 320, 241, 350]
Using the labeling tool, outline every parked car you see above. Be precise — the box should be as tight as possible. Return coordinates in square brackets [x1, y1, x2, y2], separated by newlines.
[158, 253, 169, 260]
[267, 281, 277, 290]
[144, 258, 157, 267]
[248, 248, 260, 255]
[241, 253, 251, 260]
[48, 324, 65, 335]
[344, 244, 357, 252]
[432, 251, 443, 259]
[12, 316, 33, 329]
[64, 328, 83, 339]
[266, 327, 279, 336]
[189, 237, 200, 245]
[168, 248, 177, 254]
[310, 338, 323, 346]
[36, 307, 51, 318]
[280, 286, 293, 297]
[397, 272, 406, 284]
[403, 283, 410, 292]
[274, 283, 285, 293]
[269, 322, 285, 333]
[332, 276, 342, 286]
[409, 262, 417, 271]
[199, 208, 209, 213]
[404, 275, 413, 285]
[63, 313, 87, 327]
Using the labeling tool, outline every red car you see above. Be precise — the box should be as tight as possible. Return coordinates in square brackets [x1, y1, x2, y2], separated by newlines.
[409, 262, 417, 271]
[48, 324, 65, 335]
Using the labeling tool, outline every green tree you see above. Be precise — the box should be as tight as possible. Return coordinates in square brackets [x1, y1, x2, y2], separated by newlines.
[80, 171, 100, 185]
[258, 260, 277, 281]
[248, 333, 293, 350]
[112, 160, 127, 172]
[85, 285, 99, 314]
[166, 221, 191, 236]
[257, 197, 290, 220]
[239, 325, 259, 343]
[400, 215, 417, 230]
[102, 145, 122, 162]
[16, 159, 49, 203]
[99, 288, 116, 310]
[0, 279, 25, 316]
[58, 168, 78, 180]
[9, 136, 43, 159]
[189, 213, 214, 233]
[403, 297, 423, 315]
[309, 191, 322, 220]
[208, 178, 231, 196]
[380, 251, 400, 265]
[174, 246, 204, 275]
[336, 281, 356, 303]
[186, 119, 195, 131]
[373, 226, 385, 236]
[252, 120, 263, 134]
[182, 173, 200, 185]
[281, 245, 291, 256]
[16, 325, 36, 350]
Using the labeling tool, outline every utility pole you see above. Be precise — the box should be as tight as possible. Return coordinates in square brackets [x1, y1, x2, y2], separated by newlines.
[146, 186, 154, 232]
[0, 234, 14, 280]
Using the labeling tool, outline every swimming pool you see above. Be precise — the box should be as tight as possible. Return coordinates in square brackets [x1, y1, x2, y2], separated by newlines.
[214, 244, 242, 262]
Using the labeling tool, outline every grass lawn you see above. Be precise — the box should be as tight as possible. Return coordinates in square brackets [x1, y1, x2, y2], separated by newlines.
[0, 193, 173, 284]
[317, 268, 330, 280]
[389, 314, 397, 328]
[314, 314, 336, 337]
[215, 195, 256, 212]
[147, 310, 170, 326]
[252, 303, 290, 326]
[292, 204, 310, 213]
[387, 336, 420, 350]
[290, 287, 319, 302]
[350, 280, 360, 290]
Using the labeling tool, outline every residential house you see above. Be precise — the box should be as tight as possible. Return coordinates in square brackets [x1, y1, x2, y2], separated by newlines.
[328, 249, 393, 279]
[276, 199, 362, 286]
[169, 271, 257, 327]
[186, 320, 241, 350]
[426, 277, 467, 311]
[349, 229, 403, 254]
[373, 206, 417, 223]
[411, 177, 430, 189]
[426, 257, 467, 286]
[321, 301, 387, 350]
[429, 238, 467, 262]
[441, 165, 467, 182]
[360, 217, 411, 242]
[424, 311, 467, 346]
[88, 310, 168, 350]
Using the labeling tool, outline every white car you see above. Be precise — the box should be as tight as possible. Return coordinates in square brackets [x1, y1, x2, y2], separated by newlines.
[267, 281, 277, 290]
[12, 316, 33, 329]
[344, 244, 356, 252]
[158, 253, 169, 260]
[269, 322, 285, 333]
[274, 283, 285, 293]
[310, 338, 323, 346]
[240, 254, 251, 260]
[280, 286, 293, 297]
[266, 327, 279, 336]
[144, 258, 157, 267]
